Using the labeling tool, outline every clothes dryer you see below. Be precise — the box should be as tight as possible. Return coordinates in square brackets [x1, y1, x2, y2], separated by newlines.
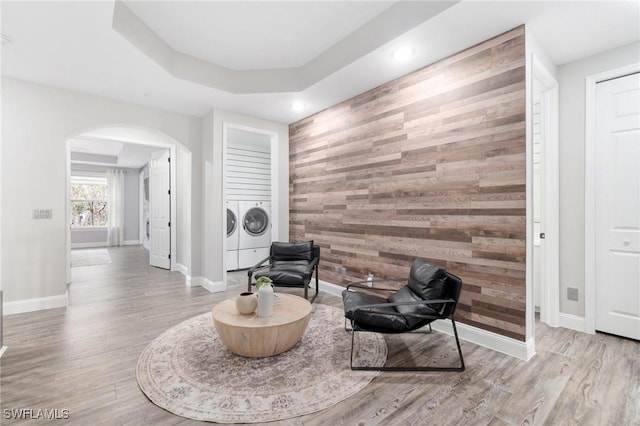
[238, 201, 271, 269]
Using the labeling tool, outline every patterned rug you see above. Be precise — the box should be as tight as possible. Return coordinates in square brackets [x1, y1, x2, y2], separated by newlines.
[136, 304, 387, 423]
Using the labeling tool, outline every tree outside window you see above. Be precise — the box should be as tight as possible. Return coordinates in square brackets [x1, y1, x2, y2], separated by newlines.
[70, 176, 108, 227]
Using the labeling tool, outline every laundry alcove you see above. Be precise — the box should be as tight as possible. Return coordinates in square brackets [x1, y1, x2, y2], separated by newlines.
[224, 125, 274, 271]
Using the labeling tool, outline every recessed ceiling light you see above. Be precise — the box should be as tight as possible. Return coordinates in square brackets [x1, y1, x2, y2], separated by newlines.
[391, 47, 414, 62]
[290, 102, 306, 111]
[0, 34, 11, 45]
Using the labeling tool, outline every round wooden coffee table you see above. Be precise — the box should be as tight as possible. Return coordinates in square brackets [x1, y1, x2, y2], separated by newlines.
[211, 293, 312, 358]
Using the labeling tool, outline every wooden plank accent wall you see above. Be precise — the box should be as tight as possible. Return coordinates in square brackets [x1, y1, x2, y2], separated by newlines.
[289, 26, 526, 341]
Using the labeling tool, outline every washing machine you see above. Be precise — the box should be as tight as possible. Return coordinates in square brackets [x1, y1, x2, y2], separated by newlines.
[238, 201, 271, 269]
[226, 201, 239, 271]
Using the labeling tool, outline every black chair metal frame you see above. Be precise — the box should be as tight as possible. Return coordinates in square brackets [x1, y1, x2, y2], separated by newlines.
[247, 245, 320, 301]
[344, 274, 465, 372]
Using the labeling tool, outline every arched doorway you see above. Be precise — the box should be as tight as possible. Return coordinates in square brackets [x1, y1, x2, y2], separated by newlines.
[65, 125, 189, 284]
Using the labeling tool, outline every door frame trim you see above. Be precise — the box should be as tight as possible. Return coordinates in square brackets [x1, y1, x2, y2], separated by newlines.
[584, 63, 640, 334]
[532, 54, 560, 328]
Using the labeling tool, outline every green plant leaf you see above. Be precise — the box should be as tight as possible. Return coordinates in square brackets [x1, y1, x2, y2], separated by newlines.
[255, 276, 273, 289]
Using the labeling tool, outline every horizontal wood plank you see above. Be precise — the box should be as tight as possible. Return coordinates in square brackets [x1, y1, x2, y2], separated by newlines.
[289, 26, 527, 341]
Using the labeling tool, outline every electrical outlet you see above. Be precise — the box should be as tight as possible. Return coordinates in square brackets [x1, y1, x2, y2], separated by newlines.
[567, 287, 579, 301]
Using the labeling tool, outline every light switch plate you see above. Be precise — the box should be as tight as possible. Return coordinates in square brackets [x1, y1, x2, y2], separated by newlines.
[33, 209, 52, 219]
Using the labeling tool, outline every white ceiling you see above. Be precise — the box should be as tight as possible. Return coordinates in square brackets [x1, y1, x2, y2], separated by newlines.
[1, 1, 639, 125]
[112, 1, 456, 94]
[123, 1, 396, 70]
[69, 137, 161, 169]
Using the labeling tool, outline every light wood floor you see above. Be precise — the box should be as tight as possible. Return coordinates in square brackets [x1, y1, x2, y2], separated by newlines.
[1, 246, 638, 425]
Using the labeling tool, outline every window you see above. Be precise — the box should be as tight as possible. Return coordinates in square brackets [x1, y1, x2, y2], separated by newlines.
[70, 175, 108, 227]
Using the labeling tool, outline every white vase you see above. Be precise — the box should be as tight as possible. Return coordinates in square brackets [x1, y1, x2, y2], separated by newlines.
[257, 284, 274, 317]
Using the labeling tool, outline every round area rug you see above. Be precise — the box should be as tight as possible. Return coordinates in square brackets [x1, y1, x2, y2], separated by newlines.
[136, 303, 387, 423]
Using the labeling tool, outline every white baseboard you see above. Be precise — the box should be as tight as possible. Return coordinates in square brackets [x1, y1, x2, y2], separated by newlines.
[200, 278, 226, 293]
[0, 346, 6, 358]
[186, 274, 198, 288]
[176, 263, 189, 277]
[321, 279, 535, 361]
[319, 280, 345, 297]
[176, 264, 195, 287]
[72, 241, 140, 249]
[431, 319, 535, 361]
[559, 313, 587, 333]
[190, 277, 226, 293]
[3, 292, 68, 315]
[71, 242, 107, 249]
[185, 275, 194, 287]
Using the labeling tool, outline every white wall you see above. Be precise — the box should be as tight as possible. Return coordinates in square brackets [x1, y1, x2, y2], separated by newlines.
[177, 145, 192, 273]
[558, 42, 640, 317]
[70, 229, 109, 247]
[1, 77, 201, 305]
[0, 73, 4, 349]
[199, 110, 215, 287]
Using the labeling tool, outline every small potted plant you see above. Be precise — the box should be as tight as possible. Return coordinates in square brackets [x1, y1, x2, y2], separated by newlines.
[255, 276, 273, 289]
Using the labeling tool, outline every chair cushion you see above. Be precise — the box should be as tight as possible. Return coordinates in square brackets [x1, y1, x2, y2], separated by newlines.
[256, 260, 313, 286]
[388, 286, 438, 329]
[407, 258, 448, 313]
[274, 261, 313, 279]
[271, 241, 314, 262]
[273, 260, 310, 270]
[342, 290, 409, 333]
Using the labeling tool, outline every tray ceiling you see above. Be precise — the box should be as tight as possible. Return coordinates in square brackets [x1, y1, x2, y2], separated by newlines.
[1, 1, 638, 123]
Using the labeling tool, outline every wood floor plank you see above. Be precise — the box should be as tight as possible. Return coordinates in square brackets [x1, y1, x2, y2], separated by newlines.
[491, 352, 573, 425]
[1, 246, 637, 425]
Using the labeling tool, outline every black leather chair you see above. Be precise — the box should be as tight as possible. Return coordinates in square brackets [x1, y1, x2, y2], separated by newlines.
[342, 258, 465, 371]
[248, 241, 320, 300]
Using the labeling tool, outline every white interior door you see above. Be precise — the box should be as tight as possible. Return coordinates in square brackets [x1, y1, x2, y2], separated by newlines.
[595, 72, 640, 340]
[149, 149, 171, 269]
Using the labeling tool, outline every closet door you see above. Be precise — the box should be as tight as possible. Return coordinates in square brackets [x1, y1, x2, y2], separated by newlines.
[594, 72, 640, 340]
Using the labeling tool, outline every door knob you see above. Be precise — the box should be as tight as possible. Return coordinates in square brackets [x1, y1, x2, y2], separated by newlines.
[623, 239, 630, 246]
